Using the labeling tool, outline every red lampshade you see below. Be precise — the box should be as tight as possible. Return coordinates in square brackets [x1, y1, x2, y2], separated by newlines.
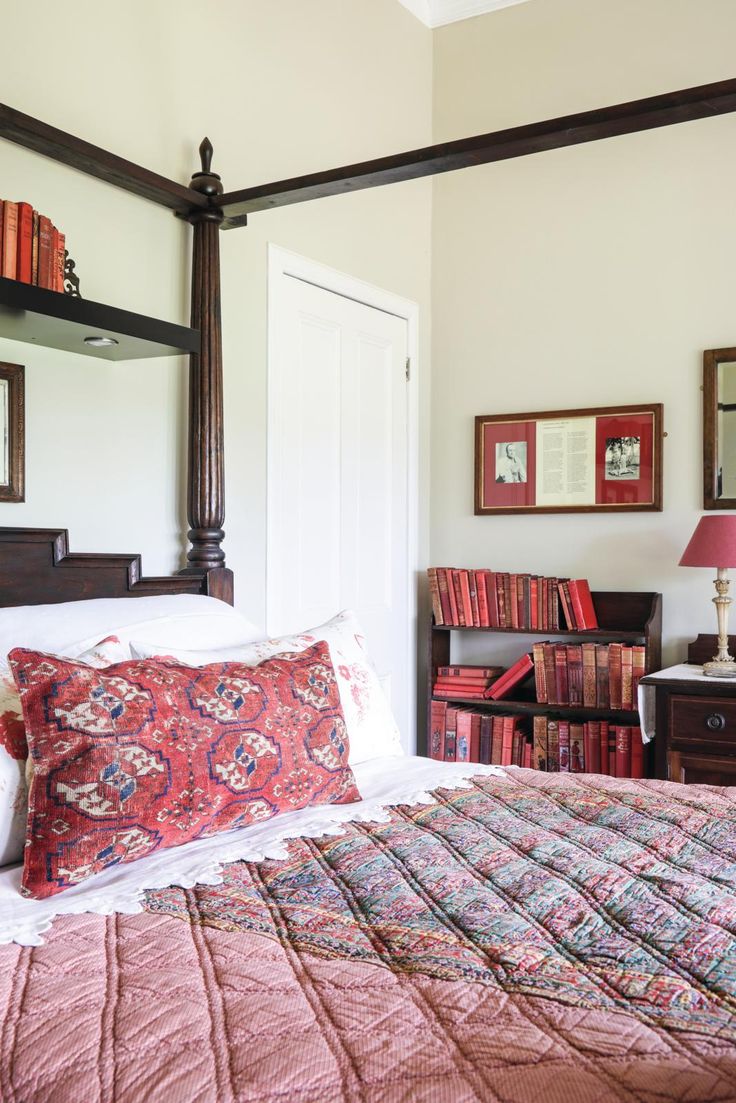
[679, 515, 736, 567]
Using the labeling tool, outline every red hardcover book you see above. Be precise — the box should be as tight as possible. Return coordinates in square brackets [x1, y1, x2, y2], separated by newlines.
[508, 574, 519, 629]
[490, 716, 504, 765]
[2, 202, 18, 279]
[486, 572, 499, 628]
[519, 575, 530, 630]
[568, 580, 599, 629]
[558, 720, 570, 771]
[595, 645, 610, 708]
[529, 577, 539, 630]
[532, 642, 547, 703]
[497, 573, 508, 627]
[631, 726, 644, 779]
[500, 716, 515, 766]
[522, 739, 532, 769]
[569, 722, 585, 772]
[427, 568, 443, 625]
[608, 727, 617, 775]
[533, 715, 548, 770]
[458, 570, 474, 628]
[599, 721, 610, 775]
[437, 665, 503, 679]
[542, 644, 557, 705]
[0, 201, 4, 267]
[631, 645, 647, 701]
[433, 688, 487, 700]
[566, 644, 583, 706]
[469, 712, 482, 763]
[546, 719, 559, 772]
[540, 577, 548, 630]
[621, 646, 634, 710]
[451, 571, 466, 627]
[582, 642, 597, 707]
[16, 202, 33, 283]
[468, 571, 481, 628]
[428, 700, 446, 760]
[588, 720, 601, 774]
[31, 210, 39, 285]
[511, 727, 521, 766]
[38, 215, 53, 289]
[444, 707, 458, 761]
[554, 645, 569, 705]
[550, 578, 560, 630]
[479, 715, 492, 764]
[456, 710, 472, 763]
[608, 643, 623, 710]
[55, 230, 65, 292]
[558, 581, 575, 629]
[485, 653, 533, 700]
[615, 726, 631, 779]
[50, 227, 60, 290]
[476, 569, 490, 627]
[435, 569, 452, 624]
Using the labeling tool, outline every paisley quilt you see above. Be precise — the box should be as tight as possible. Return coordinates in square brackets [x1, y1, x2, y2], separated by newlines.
[1, 768, 736, 1102]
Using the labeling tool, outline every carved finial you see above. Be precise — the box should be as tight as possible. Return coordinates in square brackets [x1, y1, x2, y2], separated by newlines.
[190, 136, 223, 197]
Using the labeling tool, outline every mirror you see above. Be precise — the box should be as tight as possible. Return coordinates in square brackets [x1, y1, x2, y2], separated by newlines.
[704, 347, 736, 509]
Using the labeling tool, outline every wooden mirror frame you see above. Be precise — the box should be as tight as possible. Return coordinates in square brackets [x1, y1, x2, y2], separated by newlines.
[704, 346, 736, 510]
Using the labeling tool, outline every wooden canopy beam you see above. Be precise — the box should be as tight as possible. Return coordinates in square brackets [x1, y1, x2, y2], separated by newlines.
[0, 102, 209, 214]
[215, 76, 736, 228]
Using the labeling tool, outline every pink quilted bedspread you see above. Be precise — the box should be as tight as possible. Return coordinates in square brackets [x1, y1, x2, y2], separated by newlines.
[1, 769, 735, 1103]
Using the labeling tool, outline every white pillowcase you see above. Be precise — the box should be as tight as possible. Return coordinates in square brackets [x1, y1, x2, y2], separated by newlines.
[0, 594, 263, 668]
[0, 635, 129, 868]
[131, 610, 404, 766]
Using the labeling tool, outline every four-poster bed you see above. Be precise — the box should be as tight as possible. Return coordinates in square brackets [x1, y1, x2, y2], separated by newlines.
[0, 77, 735, 1102]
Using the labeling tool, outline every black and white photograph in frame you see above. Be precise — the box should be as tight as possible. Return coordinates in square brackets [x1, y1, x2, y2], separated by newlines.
[0, 362, 25, 503]
[495, 440, 527, 483]
[605, 436, 640, 480]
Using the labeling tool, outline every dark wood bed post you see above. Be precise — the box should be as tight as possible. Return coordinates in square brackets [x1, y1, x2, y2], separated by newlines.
[181, 139, 233, 603]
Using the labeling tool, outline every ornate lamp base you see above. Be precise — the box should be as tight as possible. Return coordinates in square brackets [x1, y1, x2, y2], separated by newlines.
[703, 658, 736, 677]
[703, 567, 736, 677]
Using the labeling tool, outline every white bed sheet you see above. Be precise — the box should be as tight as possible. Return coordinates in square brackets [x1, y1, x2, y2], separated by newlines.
[0, 756, 502, 946]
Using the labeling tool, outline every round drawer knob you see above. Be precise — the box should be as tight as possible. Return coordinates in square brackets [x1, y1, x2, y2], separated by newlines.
[706, 713, 726, 731]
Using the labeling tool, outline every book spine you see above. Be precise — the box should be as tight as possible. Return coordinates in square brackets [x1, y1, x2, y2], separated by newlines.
[615, 725, 631, 779]
[444, 707, 458, 761]
[532, 642, 547, 703]
[31, 210, 39, 284]
[599, 721, 610, 775]
[631, 645, 647, 701]
[498, 573, 508, 627]
[533, 715, 548, 770]
[570, 722, 585, 772]
[546, 719, 559, 772]
[490, 716, 503, 765]
[567, 644, 583, 706]
[486, 654, 533, 700]
[469, 712, 482, 763]
[511, 727, 521, 767]
[558, 720, 570, 771]
[427, 568, 443, 625]
[588, 720, 601, 774]
[479, 715, 492, 765]
[451, 571, 466, 627]
[459, 570, 474, 627]
[554, 644, 569, 705]
[0, 201, 4, 268]
[558, 581, 575, 629]
[486, 572, 499, 628]
[56, 231, 65, 292]
[500, 716, 515, 767]
[621, 646, 634, 710]
[522, 739, 532, 769]
[436, 568, 453, 625]
[595, 645, 610, 708]
[38, 215, 53, 288]
[551, 578, 560, 630]
[476, 569, 490, 628]
[631, 726, 644, 779]
[541, 578, 548, 630]
[16, 202, 33, 283]
[455, 710, 471, 763]
[530, 577, 538, 629]
[608, 726, 617, 776]
[468, 571, 481, 628]
[2, 202, 18, 279]
[573, 579, 599, 629]
[582, 643, 597, 708]
[437, 666, 502, 678]
[567, 580, 587, 631]
[608, 643, 623, 710]
[509, 574, 519, 629]
[428, 700, 446, 760]
[543, 644, 557, 705]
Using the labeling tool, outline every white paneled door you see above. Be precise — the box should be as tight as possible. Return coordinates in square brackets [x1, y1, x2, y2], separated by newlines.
[268, 260, 414, 748]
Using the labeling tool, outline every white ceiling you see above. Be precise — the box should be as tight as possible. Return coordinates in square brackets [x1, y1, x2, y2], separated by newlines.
[397, 0, 531, 28]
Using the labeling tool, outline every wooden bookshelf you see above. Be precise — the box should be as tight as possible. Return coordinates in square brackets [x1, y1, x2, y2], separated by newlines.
[426, 590, 662, 766]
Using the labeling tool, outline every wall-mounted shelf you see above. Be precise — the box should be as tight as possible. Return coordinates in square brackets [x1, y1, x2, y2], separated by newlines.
[0, 277, 199, 360]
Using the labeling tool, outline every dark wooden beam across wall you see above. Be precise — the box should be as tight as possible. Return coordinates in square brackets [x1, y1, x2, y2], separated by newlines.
[215, 76, 736, 227]
[0, 102, 209, 215]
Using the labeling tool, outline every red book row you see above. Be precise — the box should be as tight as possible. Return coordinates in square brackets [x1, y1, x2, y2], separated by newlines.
[427, 567, 598, 631]
[0, 199, 66, 291]
[532, 641, 646, 709]
[432, 663, 505, 699]
[429, 701, 532, 766]
[533, 716, 644, 778]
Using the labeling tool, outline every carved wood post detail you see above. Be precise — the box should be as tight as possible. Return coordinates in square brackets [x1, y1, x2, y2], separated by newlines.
[183, 138, 226, 571]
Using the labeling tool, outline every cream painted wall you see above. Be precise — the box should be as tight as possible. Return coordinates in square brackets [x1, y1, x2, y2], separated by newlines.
[431, 0, 736, 666]
[0, 0, 433, 632]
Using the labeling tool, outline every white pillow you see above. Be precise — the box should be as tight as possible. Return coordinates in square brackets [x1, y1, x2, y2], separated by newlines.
[131, 610, 404, 766]
[0, 635, 129, 868]
[0, 594, 263, 668]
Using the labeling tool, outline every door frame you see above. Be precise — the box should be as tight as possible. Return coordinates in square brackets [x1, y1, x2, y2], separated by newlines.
[267, 244, 420, 752]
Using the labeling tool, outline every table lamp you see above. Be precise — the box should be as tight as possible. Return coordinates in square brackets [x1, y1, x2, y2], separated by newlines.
[680, 515, 736, 676]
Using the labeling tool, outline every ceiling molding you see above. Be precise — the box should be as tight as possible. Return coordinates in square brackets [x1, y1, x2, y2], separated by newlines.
[397, 0, 531, 28]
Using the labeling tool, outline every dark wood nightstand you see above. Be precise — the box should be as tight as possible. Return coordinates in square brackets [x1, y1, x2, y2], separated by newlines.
[640, 635, 736, 785]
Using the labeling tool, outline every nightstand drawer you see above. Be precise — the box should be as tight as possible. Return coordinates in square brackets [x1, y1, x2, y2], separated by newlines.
[669, 694, 736, 751]
[669, 750, 736, 786]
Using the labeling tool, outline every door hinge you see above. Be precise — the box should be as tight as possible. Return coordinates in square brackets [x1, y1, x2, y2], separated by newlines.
[405, 357, 411, 382]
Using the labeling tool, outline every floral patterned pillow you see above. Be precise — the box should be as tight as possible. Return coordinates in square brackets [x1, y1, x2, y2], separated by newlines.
[10, 640, 361, 898]
[131, 610, 404, 765]
[0, 636, 127, 868]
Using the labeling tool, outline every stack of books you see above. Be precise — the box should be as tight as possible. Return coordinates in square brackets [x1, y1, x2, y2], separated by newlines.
[532, 641, 645, 709]
[427, 567, 598, 631]
[432, 664, 504, 699]
[533, 717, 644, 778]
[0, 200, 67, 290]
[429, 701, 531, 766]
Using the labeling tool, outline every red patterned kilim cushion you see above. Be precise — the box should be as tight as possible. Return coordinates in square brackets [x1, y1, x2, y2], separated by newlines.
[10, 641, 361, 899]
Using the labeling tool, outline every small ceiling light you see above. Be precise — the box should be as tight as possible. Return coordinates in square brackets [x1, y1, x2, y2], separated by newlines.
[84, 336, 119, 348]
